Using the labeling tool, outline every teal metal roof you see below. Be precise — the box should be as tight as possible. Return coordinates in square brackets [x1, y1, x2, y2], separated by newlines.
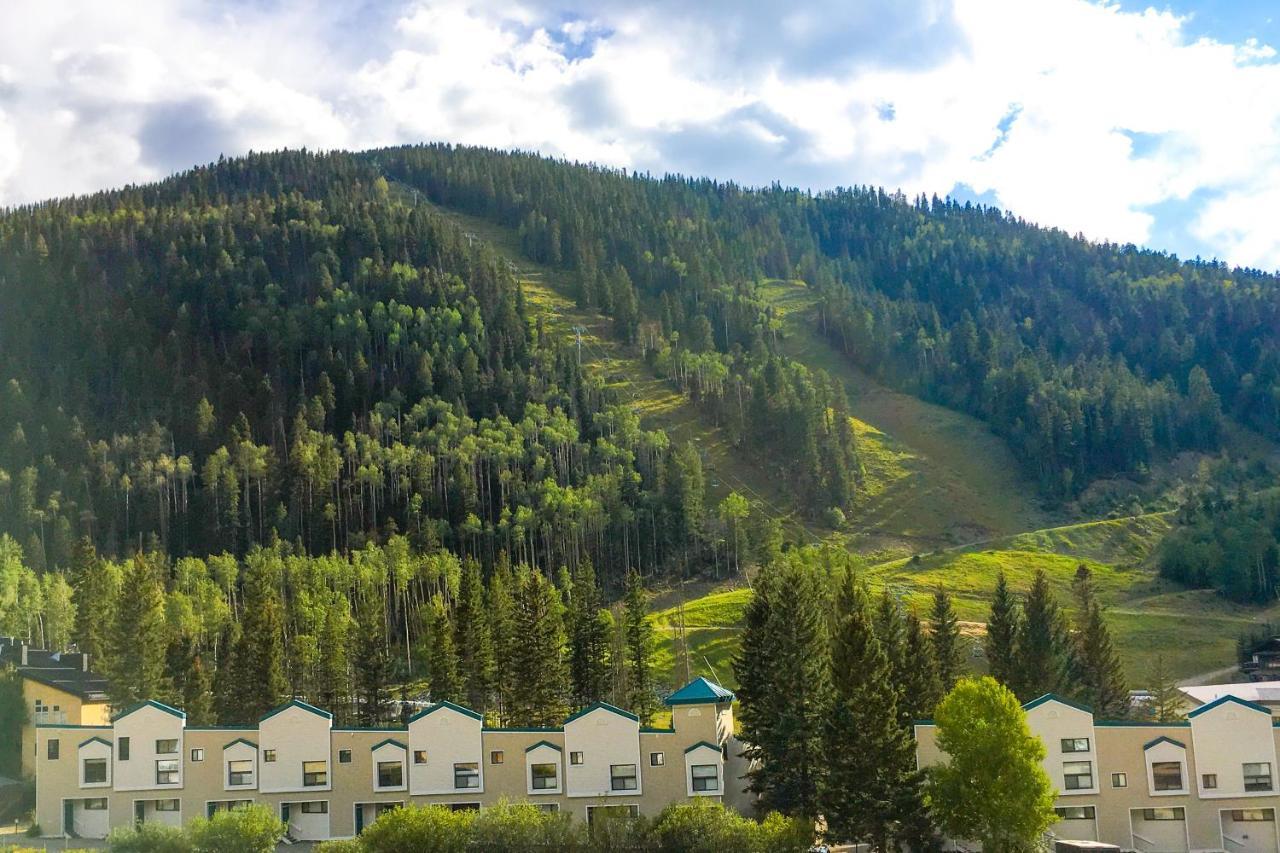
[525, 740, 562, 753]
[408, 700, 483, 723]
[664, 677, 735, 706]
[259, 698, 333, 722]
[222, 737, 258, 751]
[483, 726, 559, 733]
[1143, 735, 1186, 750]
[371, 738, 408, 752]
[564, 701, 639, 724]
[683, 740, 723, 754]
[112, 699, 186, 722]
[78, 735, 112, 749]
[1022, 694, 1092, 715]
[1186, 694, 1271, 718]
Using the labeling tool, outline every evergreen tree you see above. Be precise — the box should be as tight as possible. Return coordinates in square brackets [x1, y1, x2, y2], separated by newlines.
[315, 594, 351, 721]
[1146, 655, 1184, 722]
[984, 571, 1020, 689]
[69, 537, 116, 669]
[874, 591, 911, 723]
[488, 560, 518, 724]
[353, 584, 391, 726]
[213, 623, 241, 724]
[183, 649, 215, 726]
[424, 595, 461, 704]
[1070, 568, 1127, 717]
[231, 553, 288, 721]
[455, 558, 494, 712]
[903, 613, 943, 721]
[1015, 570, 1070, 701]
[507, 570, 569, 727]
[623, 570, 658, 724]
[568, 559, 611, 708]
[821, 569, 919, 849]
[930, 586, 963, 691]
[107, 554, 168, 709]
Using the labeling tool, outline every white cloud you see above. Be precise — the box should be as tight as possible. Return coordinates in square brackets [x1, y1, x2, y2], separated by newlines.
[1, 0, 1279, 270]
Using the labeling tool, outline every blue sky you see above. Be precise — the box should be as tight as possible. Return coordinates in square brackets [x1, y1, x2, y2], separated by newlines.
[1, 0, 1279, 270]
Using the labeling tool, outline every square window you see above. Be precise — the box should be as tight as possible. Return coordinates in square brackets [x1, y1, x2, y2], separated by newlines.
[300, 801, 328, 814]
[156, 739, 178, 755]
[156, 759, 179, 785]
[118, 737, 130, 761]
[263, 750, 276, 763]
[570, 751, 583, 766]
[1054, 806, 1096, 820]
[377, 761, 403, 788]
[1140, 807, 1185, 820]
[536, 803, 560, 814]
[191, 748, 204, 763]
[1112, 772, 1127, 788]
[691, 764, 719, 792]
[413, 750, 428, 765]
[1203, 773, 1218, 789]
[449, 803, 480, 812]
[1152, 761, 1183, 791]
[83, 798, 108, 811]
[227, 760, 253, 787]
[338, 749, 351, 764]
[650, 752, 664, 767]
[610, 763, 638, 791]
[1231, 809, 1276, 822]
[531, 763, 558, 790]
[454, 762, 480, 789]
[47, 739, 59, 760]
[155, 799, 180, 812]
[1063, 761, 1093, 791]
[1060, 738, 1090, 753]
[1245, 762, 1273, 792]
[491, 750, 504, 765]
[83, 758, 107, 784]
[303, 760, 327, 787]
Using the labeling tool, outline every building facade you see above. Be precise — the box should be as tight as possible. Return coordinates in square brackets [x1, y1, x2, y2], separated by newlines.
[34, 676, 744, 841]
[916, 693, 1280, 852]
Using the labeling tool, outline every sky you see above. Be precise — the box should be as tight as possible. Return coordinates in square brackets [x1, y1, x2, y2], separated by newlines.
[1, 0, 1279, 270]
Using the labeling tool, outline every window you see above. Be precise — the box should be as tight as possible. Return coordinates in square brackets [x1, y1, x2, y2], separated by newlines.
[650, 752, 664, 767]
[155, 799, 180, 812]
[691, 764, 719, 792]
[118, 737, 130, 760]
[156, 759, 179, 784]
[1139, 807, 1185, 821]
[228, 760, 253, 787]
[1112, 772, 1127, 788]
[1152, 761, 1183, 791]
[1063, 761, 1093, 790]
[454, 762, 480, 789]
[491, 750, 504, 765]
[610, 764, 638, 791]
[531, 763, 558, 790]
[47, 739, 59, 760]
[1230, 810, 1276, 821]
[536, 803, 560, 814]
[83, 798, 108, 810]
[300, 801, 328, 814]
[588, 804, 639, 826]
[263, 749, 276, 763]
[1060, 738, 1090, 753]
[413, 750, 428, 765]
[1203, 773, 1218, 789]
[449, 803, 480, 812]
[570, 751, 583, 766]
[1055, 806, 1096, 820]
[1245, 762, 1274, 792]
[83, 758, 107, 784]
[377, 761, 403, 788]
[338, 749, 351, 764]
[191, 748, 204, 762]
[155, 739, 178, 755]
[303, 760, 327, 787]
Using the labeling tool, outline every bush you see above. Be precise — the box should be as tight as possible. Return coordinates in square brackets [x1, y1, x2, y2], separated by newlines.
[22, 822, 40, 838]
[187, 804, 286, 853]
[647, 801, 810, 853]
[107, 821, 192, 853]
[315, 840, 364, 853]
[356, 805, 475, 853]
[470, 801, 584, 850]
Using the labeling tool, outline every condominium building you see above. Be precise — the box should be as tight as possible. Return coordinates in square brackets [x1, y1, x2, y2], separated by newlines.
[916, 693, 1280, 852]
[33, 676, 744, 841]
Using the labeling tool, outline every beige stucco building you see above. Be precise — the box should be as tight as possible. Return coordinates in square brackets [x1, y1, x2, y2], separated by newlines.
[917, 693, 1280, 852]
[34, 676, 745, 841]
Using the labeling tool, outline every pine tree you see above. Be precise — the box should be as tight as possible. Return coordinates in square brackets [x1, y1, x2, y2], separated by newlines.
[930, 586, 963, 691]
[1015, 570, 1070, 701]
[874, 590, 911, 722]
[183, 649, 215, 726]
[107, 554, 168, 709]
[213, 623, 241, 724]
[623, 570, 658, 724]
[903, 613, 943, 721]
[315, 594, 351, 721]
[69, 538, 117, 669]
[568, 559, 611, 708]
[353, 584, 390, 726]
[488, 560, 518, 724]
[822, 569, 919, 848]
[424, 595, 461, 704]
[231, 552, 288, 721]
[1070, 568, 1128, 717]
[985, 571, 1020, 689]
[455, 558, 494, 712]
[1146, 655, 1184, 722]
[507, 570, 569, 727]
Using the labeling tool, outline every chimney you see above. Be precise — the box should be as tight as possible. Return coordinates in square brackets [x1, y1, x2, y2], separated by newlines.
[82, 652, 90, 672]
[20, 643, 28, 666]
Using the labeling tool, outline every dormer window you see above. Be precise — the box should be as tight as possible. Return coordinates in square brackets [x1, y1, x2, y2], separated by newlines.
[1060, 738, 1089, 753]
[1153, 761, 1183, 791]
[1245, 762, 1273, 792]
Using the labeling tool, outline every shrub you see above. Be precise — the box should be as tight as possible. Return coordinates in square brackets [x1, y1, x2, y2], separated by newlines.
[106, 821, 192, 853]
[470, 801, 584, 850]
[647, 800, 810, 853]
[187, 804, 286, 853]
[356, 805, 475, 853]
[315, 841, 364, 853]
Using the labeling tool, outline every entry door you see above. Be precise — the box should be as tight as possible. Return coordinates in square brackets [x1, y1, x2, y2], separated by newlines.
[355, 804, 365, 834]
[63, 800, 74, 836]
[134, 801, 145, 824]
[281, 803, 290, 825]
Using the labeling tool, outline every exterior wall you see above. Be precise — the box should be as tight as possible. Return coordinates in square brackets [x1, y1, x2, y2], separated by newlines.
[1026, 700, 1099, 796]
[20, 677, 109, 778]
[1190, 699, 1279, 799]
[113, 704, 185, 792]
[34, 692, 738, 840]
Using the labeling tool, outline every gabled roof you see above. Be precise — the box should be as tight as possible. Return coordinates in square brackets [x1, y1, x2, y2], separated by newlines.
[222, 738, 258, 751]
[112, 699, 186, 722]
[1186, 694, 1271, 719]
[259, 698, 333, 722]
[1143, 735, 1186, 751]
[371, 738, 408, 752]
[683, 740, 723, 754]
[19, 668, 110, 703]
[564, 701, 639, 725]
[525, 740, 562, 753]
[1022, 693, 1093, 715]
[79, 735, 112, 749]
[664, 677, 735, 707]
[408, 699, 483, 723]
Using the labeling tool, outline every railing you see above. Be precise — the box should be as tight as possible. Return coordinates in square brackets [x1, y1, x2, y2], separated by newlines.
[33, 710, 68, 725]
[1131, 831, 1156, 851]
[1224, 833, 1249, 849]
